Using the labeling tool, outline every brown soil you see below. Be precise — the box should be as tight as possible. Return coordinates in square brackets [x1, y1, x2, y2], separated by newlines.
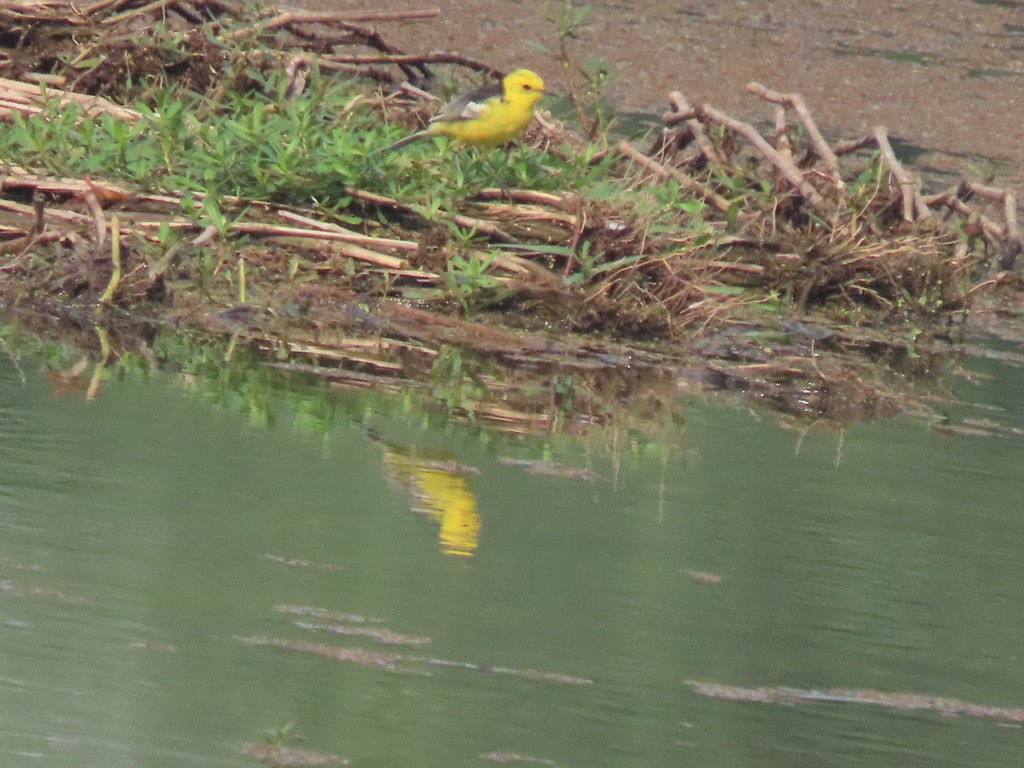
[330, 0, 1024, 188]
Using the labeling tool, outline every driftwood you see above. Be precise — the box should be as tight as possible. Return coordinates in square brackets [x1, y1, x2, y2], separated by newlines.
[639, 80, 1021, 269]
[746, 83, 840, 175]
[957, 181, 1021, 269]
[663, 91, 725, 165]
[699, 102, 834, 219]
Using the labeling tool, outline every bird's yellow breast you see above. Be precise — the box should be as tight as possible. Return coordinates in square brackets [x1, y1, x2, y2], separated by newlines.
[429, 69, 545, 149]
[433, 102, 538, 148]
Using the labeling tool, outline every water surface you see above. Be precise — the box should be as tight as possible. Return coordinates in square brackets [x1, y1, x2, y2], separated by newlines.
[1, 339, 1023, 767]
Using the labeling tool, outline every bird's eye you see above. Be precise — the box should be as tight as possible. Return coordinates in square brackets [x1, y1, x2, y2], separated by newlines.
[522, 84, 533, 90]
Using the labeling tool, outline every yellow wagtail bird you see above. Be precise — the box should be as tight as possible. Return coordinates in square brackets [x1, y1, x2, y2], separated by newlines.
[387, 69, 545, 152]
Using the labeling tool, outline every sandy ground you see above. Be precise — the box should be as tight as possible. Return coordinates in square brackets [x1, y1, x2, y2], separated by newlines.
[322, 0, 1024, 189]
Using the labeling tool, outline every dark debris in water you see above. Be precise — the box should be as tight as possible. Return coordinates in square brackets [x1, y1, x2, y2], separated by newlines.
[687, 571, 723, 584]
[235, 636, 407, 672]
[480, 752, 558, 765]
[237, 632, 591, 685]
[0, 555, 40, 572]
[239, 742, 348, 767]
[128, 640, 177, 653]
[0, 578, 85, 603]
[264, 554, 340, 571]
[932, 415, 1024, 439]
[420, 656, 593, 686]
[687, 681, 1024, 724]
[293, 620, 431, 647]
[496, 457, 603, 481]
[274, 604, 385, 623]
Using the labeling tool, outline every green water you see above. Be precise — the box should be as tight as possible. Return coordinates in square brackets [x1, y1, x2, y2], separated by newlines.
[1, 340, 1023, 768]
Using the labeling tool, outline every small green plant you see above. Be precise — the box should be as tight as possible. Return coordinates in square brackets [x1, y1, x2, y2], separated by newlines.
[904, 325, 923, 358]
[546, 4, 616, 141]
[444, 250, 509, 315]
[260, 721, 303, 748]
[846, 154, 886, 218]
[97, 216, 122, 307]
[0, 61, 383, 207]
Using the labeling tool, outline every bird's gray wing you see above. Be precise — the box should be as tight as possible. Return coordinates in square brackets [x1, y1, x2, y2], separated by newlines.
[431, 81, 503, 123]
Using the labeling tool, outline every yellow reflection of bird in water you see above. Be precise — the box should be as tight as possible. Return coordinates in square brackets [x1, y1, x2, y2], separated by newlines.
[410, 465, 480, 558]
[377, 439, 481, 558]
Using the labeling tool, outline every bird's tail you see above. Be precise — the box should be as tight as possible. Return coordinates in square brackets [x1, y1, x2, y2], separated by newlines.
[385, 131, 432, 152]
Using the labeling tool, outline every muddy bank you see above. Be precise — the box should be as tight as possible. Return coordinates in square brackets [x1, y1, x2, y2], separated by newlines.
[1, 0, 1022, 428]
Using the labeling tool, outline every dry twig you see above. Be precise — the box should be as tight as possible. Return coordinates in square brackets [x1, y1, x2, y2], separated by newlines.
[747, 82, 840, 175]
[617, 140, 731, 213]
[663, 91, 725, 166]
[695, 103, 833, 219]
[872, 126, 932, 222]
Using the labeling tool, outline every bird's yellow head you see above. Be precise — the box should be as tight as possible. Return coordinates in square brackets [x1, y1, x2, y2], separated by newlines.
[503, 69, 545, 108]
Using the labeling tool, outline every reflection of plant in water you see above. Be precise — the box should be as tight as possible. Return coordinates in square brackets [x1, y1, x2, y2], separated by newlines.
[428, 345, 488, 416]
[0, 322, 685, 473]
[152, 332, 357, 435]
